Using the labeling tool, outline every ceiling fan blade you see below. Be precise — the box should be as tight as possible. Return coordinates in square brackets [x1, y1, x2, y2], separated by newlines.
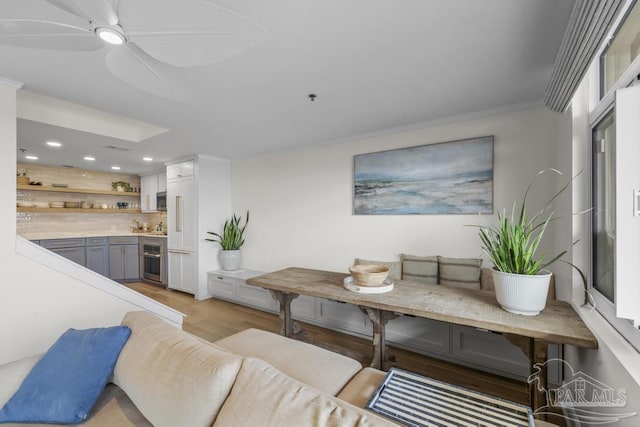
[46, 0, 118, 26]
[119, 0, 266, 67]
[0, 19, 102, 50]
[106, 43, 191, 101]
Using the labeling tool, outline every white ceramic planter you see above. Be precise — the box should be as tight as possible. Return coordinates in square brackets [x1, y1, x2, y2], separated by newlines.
[492, 268, 552, 316]
[220, 250, 242, 271]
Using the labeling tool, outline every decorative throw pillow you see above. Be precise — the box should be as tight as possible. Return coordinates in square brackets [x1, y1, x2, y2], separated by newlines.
[0, 326, 131, 425]
[438, 256, 482, 289]
[353, 258, 401, 281]
[400, 254, 438, 284]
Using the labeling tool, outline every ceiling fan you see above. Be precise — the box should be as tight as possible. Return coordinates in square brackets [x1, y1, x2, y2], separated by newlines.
[0, 0, 266, 100]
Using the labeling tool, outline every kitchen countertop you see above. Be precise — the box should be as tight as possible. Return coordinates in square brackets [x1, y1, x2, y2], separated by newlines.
[20, 231, 167, 240]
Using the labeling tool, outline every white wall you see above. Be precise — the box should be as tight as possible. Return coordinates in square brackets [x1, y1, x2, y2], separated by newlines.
[0, 83, 171, 365]
[232, 106, 569, 279]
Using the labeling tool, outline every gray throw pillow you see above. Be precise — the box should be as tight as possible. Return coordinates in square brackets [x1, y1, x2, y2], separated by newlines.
[438, 256, 482, 289]
[400, 254, 438, 284]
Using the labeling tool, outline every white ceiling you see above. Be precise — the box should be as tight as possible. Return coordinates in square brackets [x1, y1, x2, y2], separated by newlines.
[1, 0, 575, 175]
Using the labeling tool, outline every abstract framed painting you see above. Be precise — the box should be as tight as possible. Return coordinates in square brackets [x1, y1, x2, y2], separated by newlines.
[353, 136, 494, 215]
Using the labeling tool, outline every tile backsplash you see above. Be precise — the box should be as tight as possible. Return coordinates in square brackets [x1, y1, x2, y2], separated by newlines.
[17, 163, 164, 238]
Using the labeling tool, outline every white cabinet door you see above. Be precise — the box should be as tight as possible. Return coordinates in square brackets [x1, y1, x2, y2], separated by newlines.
[167, 176, 195, 251]
[168, 251, 195, 295]
[140, 174, 158, 212]
[157, 172, 167, 192]
[237, 283, 277, 312]
[207, 273, 238, 300]
[386, 316, 451, 356]
[291, 295, 317, 322]
[317, 299, 371, 335]
[167, 160, 194, 180]
[451, 325, 530, 377]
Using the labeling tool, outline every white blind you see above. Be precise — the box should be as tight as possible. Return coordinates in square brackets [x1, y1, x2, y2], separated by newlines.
[544, 0, 625, 112]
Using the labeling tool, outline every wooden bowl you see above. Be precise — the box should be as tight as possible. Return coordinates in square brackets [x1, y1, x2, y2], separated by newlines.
[349, 264, 390, 287]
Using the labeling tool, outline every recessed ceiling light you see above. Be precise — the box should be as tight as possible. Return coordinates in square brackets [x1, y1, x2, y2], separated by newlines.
[143, 157, 153, 162]
[46, 141, 62, 147]
[95, 27, 126, 45]
[111, 166, 121, 170]
[84, 156, 96, 161]
[25, 155, 38, 160]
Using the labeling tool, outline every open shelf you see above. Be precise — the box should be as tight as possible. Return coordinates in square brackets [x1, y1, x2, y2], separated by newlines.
[17, 184, 141, 197]
[17, 207, 142, 214]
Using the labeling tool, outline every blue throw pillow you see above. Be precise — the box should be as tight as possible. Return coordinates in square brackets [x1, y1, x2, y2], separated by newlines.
[0, 325, 131, 424]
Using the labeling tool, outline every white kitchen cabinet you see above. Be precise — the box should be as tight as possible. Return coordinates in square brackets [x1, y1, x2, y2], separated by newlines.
[168, 250, 196, 294]
[140, 174, 158, 212]
[167, 156, 231, 300]
[166, 160, 194, 180]
[167, 175, 195, 252]
[157, 172, 167, 192]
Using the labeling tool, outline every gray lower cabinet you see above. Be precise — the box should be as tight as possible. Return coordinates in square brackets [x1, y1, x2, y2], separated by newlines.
[85, 237, 109, 276]
[207, 270, 276, 312]
[40, 238, 86, 266]
[108, 237, 139, 282]
[386, 315, 450, 356]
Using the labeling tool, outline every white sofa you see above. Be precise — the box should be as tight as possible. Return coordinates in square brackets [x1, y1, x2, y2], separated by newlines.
[0, 311, 395, 426]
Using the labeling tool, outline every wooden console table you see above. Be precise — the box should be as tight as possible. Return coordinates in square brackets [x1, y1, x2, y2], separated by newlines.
[246, 267, 598, 413]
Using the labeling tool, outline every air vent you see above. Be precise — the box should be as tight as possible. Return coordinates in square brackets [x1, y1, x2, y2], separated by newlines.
[104, 145, 131, 152]
[61, 164, 77, 168]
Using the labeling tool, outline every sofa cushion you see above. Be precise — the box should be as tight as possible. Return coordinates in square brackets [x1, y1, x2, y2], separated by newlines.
[337, 367, 387, 408]
[438, 256, 482, 289]
[113, 311, 242, 427]
[354, 258, 401, 281]
[0, 354, 41, 409]
[213, 358, 398, 426]
[83, 384, 152, 427]
[400, 254, 438, 284]
[0, 326, 131, 425]
[214, 328, 362, 396]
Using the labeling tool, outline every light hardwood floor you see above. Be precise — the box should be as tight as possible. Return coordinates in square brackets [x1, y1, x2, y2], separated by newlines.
[125, 281, 531, 403]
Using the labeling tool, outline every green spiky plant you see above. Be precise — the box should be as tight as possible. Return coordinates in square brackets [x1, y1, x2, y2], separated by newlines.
[206, 211, 249, 250]
[473, 169, 591, 305]
[476, 169, 575, 274]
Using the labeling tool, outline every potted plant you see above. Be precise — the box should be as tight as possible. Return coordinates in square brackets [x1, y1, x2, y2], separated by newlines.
[206, 211, 249, 271]
[475, 169, 585, 316]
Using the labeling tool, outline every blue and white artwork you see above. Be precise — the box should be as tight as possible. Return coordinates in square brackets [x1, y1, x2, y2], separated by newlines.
[354, 136, 493, 215]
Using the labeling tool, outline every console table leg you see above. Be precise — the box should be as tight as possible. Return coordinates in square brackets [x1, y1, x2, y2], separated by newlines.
[529, 338, 549, 421]
[360, 307, 398, 370]
[269, 290, 300, 338]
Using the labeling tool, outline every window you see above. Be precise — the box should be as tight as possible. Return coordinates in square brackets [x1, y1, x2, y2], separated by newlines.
[600, 0, 640, 97]
[592, 111, 615, 303]
[591, 0, 640, 352]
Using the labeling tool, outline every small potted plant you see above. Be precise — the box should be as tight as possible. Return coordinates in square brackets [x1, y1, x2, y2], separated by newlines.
[206, 211, 249, 271]
[475, 169, 586, 316]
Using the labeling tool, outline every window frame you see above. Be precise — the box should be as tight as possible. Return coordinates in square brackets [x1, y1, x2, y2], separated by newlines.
[589, 0, 640, 353]
[598, 0, 640, 99]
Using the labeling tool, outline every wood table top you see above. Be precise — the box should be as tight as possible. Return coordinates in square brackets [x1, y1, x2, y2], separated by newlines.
[246, 267, 598, 349]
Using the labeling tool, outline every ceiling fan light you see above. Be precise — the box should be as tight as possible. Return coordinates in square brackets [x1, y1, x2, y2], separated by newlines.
[96, 27, 126, 45]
